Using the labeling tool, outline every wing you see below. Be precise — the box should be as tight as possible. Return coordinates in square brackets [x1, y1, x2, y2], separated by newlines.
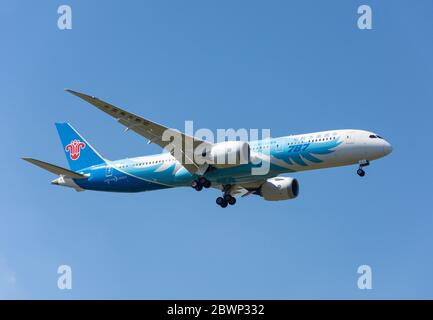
[65, 89, 213, 174]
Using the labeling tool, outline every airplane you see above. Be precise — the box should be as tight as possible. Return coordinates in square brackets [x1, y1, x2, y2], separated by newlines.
[23, 89, 393, 208]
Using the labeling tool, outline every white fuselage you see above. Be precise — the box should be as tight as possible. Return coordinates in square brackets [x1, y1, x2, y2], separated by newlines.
[54, 129, 392, 192]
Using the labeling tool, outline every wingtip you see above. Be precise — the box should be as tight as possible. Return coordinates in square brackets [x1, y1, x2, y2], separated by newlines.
[65, 88, 79, 95]
[65, 89, 97, 100]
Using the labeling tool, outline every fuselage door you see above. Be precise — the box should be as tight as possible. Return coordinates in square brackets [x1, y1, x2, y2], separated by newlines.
[106, 165, 113, 177]
[345, 131, 356, 144]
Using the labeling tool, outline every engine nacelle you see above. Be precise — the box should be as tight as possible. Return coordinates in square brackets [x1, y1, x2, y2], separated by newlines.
[260, 177, 299, 201]
[209, 141, 250, 168]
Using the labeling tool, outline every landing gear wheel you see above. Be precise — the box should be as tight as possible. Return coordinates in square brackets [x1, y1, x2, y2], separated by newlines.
[357, 160, 369, 177]
[216, 197, 228, 208]
[357, 168, 365, 177]
[192, 179, 204, 191]
[195, 177, 211, 189]
[203, 179, 211, 188]
[198, 177, 211, 188]
[222, 194, 236, 206]
[228, 197, 236, 205]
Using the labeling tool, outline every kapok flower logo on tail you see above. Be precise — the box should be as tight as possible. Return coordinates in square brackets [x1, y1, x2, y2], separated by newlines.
[65, 139, 86, 160]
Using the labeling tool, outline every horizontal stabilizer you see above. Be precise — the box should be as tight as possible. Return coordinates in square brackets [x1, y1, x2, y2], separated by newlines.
[22, 158, 88, 179]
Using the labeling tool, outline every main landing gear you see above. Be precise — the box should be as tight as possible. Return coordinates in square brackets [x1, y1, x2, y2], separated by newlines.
[191, 177, 211, 191]
[357, 160, 370, 177]
[191, 179, 237, 208]
[216, 185, 237, 208]
[216, 194, 236, 208]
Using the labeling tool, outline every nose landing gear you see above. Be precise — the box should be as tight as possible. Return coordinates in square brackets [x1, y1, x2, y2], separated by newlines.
[357, 160, 370, 177]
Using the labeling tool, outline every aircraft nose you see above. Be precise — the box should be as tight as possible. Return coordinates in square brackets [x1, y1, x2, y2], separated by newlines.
[383, 141, 393, 156]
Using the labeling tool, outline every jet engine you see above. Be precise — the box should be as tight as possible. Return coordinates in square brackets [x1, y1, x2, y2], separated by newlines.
[259, 177, 299, 201]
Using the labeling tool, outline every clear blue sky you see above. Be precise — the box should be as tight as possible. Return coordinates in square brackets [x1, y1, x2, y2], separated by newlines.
[1, 0, 432, 299]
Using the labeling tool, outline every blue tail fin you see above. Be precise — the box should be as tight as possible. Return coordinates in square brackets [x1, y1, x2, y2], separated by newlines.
[55, 123, 106, 171]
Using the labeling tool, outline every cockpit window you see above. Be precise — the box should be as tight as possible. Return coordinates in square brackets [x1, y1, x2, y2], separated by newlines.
[376, 135, 384, 139]
[369, 135, 377, 138]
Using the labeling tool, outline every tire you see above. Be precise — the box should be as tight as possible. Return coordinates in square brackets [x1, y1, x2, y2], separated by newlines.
[203, 180, 211, 188]
[195, 184, 203, 191]
[220, 200, 228, 208]
[224, 194, 232, 202]
[199, 177, 207, 185]
[357, 169, 365, 177]
[228, 197, 236, 205]
[216, 197, 224, 205]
